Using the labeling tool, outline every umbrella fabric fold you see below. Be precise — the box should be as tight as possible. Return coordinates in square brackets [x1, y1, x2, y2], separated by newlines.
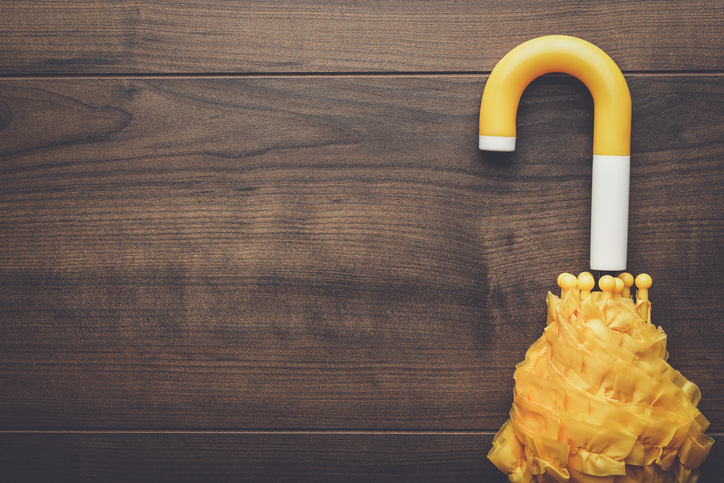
[489, 274, 714, 483]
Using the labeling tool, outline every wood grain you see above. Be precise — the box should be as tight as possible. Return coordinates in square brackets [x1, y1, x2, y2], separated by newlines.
[1, 1, 723, 74]
[0, 431, 721, 482]
[1, 431, 499, 482]
[2, 0, 723, 476]
[1, 76, 722, 432]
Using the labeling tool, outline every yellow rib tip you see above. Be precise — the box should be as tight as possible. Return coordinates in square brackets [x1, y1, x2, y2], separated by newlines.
[618, 272, 634, 298]
[613, 277, 624, 300]
[577, 272, 595, 300]
[599, 275, 616, 298]
[635, 273, 653, 302]
[557, 272, 577, 298]
[635, 273, 652, 322]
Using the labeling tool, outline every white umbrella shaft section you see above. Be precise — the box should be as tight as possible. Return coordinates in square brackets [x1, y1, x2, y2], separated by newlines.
[590, 155, 630, 271]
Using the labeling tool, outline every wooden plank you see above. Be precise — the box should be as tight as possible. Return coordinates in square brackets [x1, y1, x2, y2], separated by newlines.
[0, 431, 721, 482]
[0, 431, 501, 482]
[1, 1, 722, 74]
[1, 76, 723, 431]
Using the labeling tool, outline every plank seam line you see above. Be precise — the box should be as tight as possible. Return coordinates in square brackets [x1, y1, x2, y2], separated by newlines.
[2, 430, 723, 436]
[1, 71, 724, 80]
[1, 430, 499, 435]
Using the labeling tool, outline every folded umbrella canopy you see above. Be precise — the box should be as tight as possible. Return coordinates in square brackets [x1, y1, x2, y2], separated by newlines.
[479, 36, 713, 482]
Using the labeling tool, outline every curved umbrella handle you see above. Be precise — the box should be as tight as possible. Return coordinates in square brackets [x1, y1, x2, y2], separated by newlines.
[479, 35, 631, 271]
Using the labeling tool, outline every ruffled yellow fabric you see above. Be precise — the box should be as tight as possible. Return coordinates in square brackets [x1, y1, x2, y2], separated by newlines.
[489, 289, 714, 482]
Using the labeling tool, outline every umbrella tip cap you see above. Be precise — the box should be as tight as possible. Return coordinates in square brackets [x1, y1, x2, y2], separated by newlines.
[618, 272, 634, 298]
[618, 272, 634, 287]
[613, 277, 625, 299]
[635, 273, 652, 305]
[635, 273, 652, 289]
[558, 273, 578, 298]
[599, 275, 616, 294]
[578, 272, 595, 300]
[577, 272, 595, 289]
[557, 273, 577, 290]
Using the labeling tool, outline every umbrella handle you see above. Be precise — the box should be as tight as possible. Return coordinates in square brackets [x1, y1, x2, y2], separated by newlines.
[479, 35, 631, 271]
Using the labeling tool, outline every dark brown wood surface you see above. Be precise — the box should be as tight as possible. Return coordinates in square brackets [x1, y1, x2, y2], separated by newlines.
[3, 431, 721, 483]
[1, 2, 723, 482]
[1, 0, 723, 74]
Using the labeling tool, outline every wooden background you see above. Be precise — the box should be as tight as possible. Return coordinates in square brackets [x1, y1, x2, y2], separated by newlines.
[1, 1, 722, 481]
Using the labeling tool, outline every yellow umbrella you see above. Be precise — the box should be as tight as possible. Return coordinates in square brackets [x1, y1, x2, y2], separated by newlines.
[479, 36, 714, 482]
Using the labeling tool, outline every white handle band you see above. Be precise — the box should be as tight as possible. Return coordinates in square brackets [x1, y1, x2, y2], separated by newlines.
[590, 155, 630, 270]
